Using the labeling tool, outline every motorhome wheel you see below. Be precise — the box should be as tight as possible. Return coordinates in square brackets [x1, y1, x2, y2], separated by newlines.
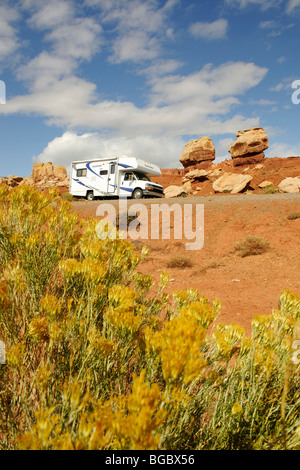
[132, 188, 143, 199]
[86, 191, 94, 201]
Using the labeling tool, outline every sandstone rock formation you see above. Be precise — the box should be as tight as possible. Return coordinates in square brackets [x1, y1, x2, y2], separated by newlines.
[0, 163, 69, 191]
[208, 168, 223, 178]
[229, 128, 269, 167]
[164, 185, 188, 198]
[182, 169, 208, 184]
[258, 181, 274, 189]
[278, 177, 300, 193]
[0, 175, 24, 187]
[213, 173, 252, 194]
[28, 162, 68, 186]
[161, 169, 185, 176]
[180, 137, 215, 169]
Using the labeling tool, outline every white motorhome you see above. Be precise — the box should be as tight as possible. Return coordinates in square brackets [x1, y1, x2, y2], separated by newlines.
[69, 156, 164, 200]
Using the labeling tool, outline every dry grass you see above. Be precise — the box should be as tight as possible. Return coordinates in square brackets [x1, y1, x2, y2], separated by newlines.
[287, 212, 300, 220]
[234, 236, 270, 258]
[192, 259, 225, 276]
[166, 255, 193, 268]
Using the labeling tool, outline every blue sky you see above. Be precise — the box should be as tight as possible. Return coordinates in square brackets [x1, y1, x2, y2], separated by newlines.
[1, 0, 300, 177]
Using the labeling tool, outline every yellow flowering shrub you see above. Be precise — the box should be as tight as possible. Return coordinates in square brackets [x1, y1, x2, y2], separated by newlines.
[1, 185, 300, 450]
[147, 312, 207, 386]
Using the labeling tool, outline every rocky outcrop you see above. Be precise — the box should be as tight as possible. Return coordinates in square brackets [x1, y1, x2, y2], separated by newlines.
[164, 185, 188, 198]
[161, 168, 185, 176]
[229, 128, 269, 167]
[0, 175, 25, 187]
[180, 137, 215, 169]
[0, 163, 69, 190]
[258, 181, 274, 189]
[27, 162, 68, 187]
[182, 169, 208, 184]
[278, 177, 300, 193]
[208, 168, 223, 178]
[213, 173, 252, 194]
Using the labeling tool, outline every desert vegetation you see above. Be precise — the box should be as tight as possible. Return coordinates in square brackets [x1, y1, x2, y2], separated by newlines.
[287, 212, 300, 221]
[234, 236, 270, 258]
[166, 256, 193, 269]
[1, 185, 300, 450]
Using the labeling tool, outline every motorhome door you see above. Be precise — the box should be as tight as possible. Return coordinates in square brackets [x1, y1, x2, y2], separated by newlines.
[108, 163, 116, 193]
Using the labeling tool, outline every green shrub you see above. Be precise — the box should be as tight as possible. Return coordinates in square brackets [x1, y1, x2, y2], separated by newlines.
[262, 184, 279, 194]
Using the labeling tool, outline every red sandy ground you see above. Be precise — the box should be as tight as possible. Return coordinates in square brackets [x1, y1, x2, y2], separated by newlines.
[71, 157, 300, 336]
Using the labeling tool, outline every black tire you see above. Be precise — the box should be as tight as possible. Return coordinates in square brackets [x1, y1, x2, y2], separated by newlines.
[132, 188, 143, 199]
[86, 191, 94, 201]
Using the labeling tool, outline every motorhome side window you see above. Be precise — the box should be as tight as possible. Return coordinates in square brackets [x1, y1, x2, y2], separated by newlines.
[100, 170, 108, 175]
[124, 172, 134, 181]
[77, 168, 87, 177]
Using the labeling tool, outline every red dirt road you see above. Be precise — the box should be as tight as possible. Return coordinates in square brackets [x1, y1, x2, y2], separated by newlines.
[72, 191, 300, 335]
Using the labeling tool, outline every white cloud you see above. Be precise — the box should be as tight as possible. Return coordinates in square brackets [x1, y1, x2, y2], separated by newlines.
[94, 0, 178, 64]
[189, 19, 228, 40]
[277, 56, 286, 64]
[259, 20, 277, 29]
[216, 137, 235, 160]
[34, 131, 187, 169]
[0, 5, 20, 64]
[17, 52, 74, 90]
[110, 31, 161, 63]
[105, 1, 165, 34]
[225, 0, 283, 9]
[249, 98, 277, 106]
[0, 1, 270, 169]
[267, 142, 300, 158]
[139, 59, 184, 78]
[226, 0, 300, 14]
[286, 0, 300, 13]
[27, 0, 74, 29]
[269, 76, 295, 92]
[2, 61, 267, 141]
[15, 1, 103, 92]
[150, 62, 268, 106]
[45, 18, 102, 61]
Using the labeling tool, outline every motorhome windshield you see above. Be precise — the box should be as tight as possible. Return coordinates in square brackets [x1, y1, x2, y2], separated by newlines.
[133, 172, 151, 181]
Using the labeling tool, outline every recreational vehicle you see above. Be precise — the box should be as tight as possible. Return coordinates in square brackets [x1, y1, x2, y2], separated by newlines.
[69, 156, 164, 200]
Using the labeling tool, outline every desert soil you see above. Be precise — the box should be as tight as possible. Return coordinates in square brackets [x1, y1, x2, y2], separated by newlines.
[71, 190, 300, 336]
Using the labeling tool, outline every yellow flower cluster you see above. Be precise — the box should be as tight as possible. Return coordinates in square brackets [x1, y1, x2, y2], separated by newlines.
[179, 299, 220, 330]
[104, 285, 146, 338]
[18, 371, 165, 450]
[18, 407, 60, 450]
[40, 295, 62, 319]
[119, 370, 166, 449]
[25, 232, 42, 249]
[231, 402, 243, 416]
[212, 323, 245, 359]
[28, 316, 49, 343]
[148, 312, 206, 385]
[6, 342, 25, 368]
[87, 326, 115, 358]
